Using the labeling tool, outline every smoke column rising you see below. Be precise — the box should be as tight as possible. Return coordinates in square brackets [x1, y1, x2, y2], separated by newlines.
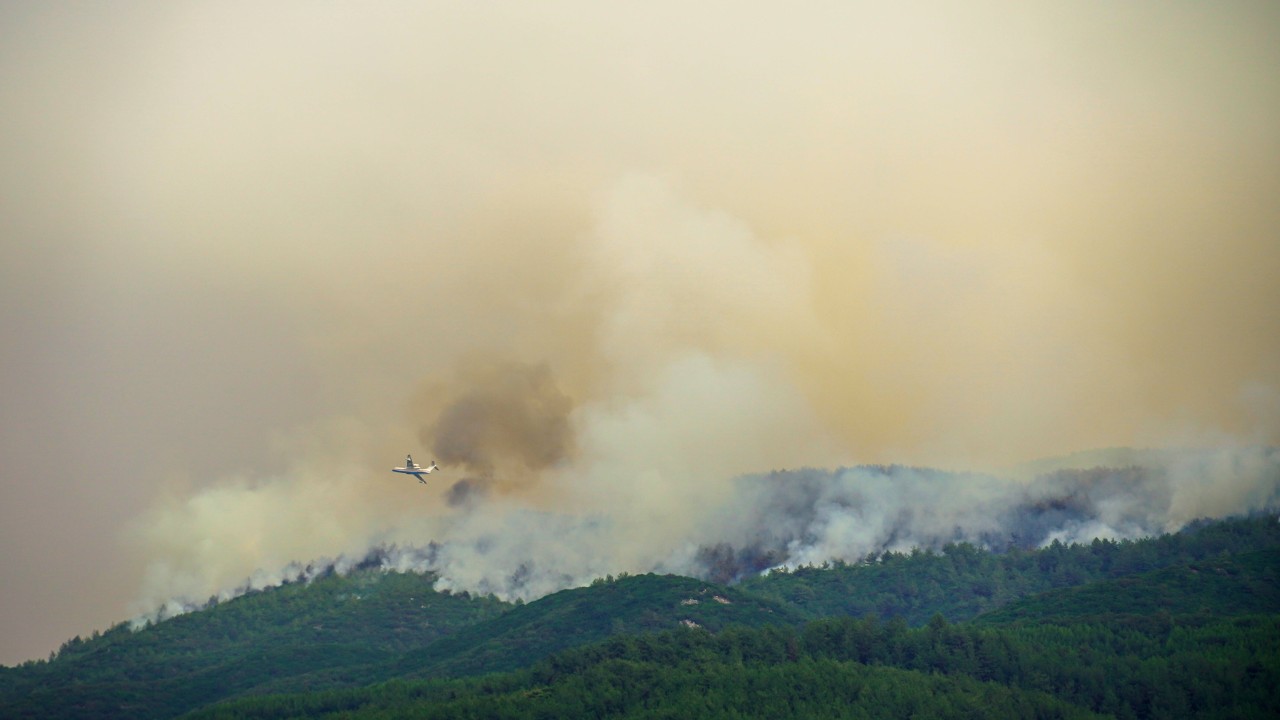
[423, 360, 576, 487]
[2, 2, 1279, 662]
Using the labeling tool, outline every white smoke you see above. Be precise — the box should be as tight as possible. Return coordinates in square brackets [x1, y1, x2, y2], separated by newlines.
[130, 445, 1280, 625]
[123, 177, 1280, 624]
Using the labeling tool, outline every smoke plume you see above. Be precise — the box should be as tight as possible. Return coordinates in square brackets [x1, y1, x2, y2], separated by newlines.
[3, 2, 1279, 663]
[422, 361, 576, 485]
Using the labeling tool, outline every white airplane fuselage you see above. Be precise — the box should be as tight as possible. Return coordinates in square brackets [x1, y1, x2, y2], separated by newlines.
[393, 454, 437, 483]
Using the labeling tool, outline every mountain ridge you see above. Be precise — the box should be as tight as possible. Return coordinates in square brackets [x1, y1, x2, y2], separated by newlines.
[3, 513, 1278, 718]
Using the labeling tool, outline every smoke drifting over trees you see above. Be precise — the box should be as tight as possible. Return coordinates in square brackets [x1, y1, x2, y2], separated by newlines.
[132, 447, 1280, 623]
[3, 2, 1279, 663]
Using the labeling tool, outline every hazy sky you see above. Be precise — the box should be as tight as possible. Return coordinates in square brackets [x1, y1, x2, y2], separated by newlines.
[2, 1, 1278, 665]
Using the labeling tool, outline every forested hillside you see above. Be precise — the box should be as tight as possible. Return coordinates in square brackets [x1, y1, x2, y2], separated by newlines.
[189, 612, 1279, 719]
[740, 512, 1280, 623]
[2, 514, 1277, 719]
[0, 570, 509, 718]
[384, 572, 808, 680]
[976, 548, 1280, 624]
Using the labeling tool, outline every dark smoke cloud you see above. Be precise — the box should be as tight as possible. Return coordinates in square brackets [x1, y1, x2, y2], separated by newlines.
[444, 477, 496, 509]
[421, 361, 576, 482]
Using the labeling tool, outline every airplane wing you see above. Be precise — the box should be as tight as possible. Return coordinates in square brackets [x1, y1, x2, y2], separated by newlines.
[392, 459, 433, 484]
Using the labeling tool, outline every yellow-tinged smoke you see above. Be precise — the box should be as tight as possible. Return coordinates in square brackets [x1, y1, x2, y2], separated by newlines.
[2, 1, 1279, 661]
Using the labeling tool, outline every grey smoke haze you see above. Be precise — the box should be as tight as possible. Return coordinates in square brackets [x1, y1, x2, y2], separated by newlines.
[2, 2, 1279, 664]
[681, 446, 1280, 582]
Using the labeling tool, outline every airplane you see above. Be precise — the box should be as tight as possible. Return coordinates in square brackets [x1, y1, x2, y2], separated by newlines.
[393, 454, 439, 484]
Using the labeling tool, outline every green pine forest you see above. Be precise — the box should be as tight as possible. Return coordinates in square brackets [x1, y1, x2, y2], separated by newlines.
[2, 514, 1277, 719]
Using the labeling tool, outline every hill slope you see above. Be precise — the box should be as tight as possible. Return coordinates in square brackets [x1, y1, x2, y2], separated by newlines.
[3, 514, 1278, 719]
[0, 570, 508, 719]
[740, 513, 1280, 623]
[975, 547, 1280, 625]
[386, 572, 808, 680]
[191, 608, 1280, 719]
